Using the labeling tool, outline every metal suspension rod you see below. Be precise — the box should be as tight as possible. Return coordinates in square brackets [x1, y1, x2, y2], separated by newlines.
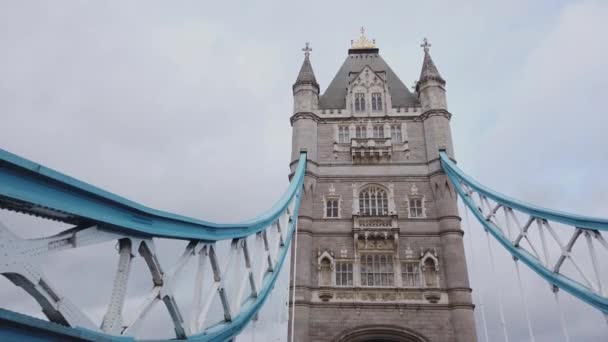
[514, 259, 536, 342]
[290, 217, 299, 342]
[462, 199, 490, 342]
[485, 229, 510, 342]
[553, 290, 570, 342]
[506, 208, 536, 342]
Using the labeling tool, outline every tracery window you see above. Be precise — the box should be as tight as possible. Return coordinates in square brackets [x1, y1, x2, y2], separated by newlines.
[372, 125, 384, 138]
[359, 186, 388, 216]
[371, 93, 382, 111]
[409, 198, 423, 218]
[335, 262, 353, 286]
[338, 126, 350, 143]
[390, 125, 402, 143]
[354, 93, 365, 112]
[355, 125, 367, 138]
[326, 199, 339, 218]
[360, 254, 394, 286]
[401, 262, 421, 287]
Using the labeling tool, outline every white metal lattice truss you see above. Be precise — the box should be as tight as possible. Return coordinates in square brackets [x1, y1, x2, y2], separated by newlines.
[0, 196, 296, 340]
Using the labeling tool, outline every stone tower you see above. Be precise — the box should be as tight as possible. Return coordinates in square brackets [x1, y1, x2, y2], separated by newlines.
[289, 32, 477, 342]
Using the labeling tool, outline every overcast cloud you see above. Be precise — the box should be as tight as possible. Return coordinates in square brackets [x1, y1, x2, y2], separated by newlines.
[0, 0, 607, 341]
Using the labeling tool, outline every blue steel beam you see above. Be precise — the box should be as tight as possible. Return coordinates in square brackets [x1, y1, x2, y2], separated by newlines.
[440, 151, 608, 314]
[0, 149, 307, 241]
[0, 149, 307, 341]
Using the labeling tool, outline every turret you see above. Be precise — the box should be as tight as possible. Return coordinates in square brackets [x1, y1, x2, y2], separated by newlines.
[416, 38, 454, 162]
[289, 43, 319, 341]
[291, 42, 319, 163]
[417, 39, 477, 342]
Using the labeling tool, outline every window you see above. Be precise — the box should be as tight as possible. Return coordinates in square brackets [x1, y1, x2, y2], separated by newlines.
[354, 93, 365, 112]
[355, 125, 367, 138]
[359, 186, 388, 216]
[401, 262, 421, 287]
[390, 125, 402, 142]
[409, 199, 423, 218]
[372, 125, 384, 138]
[326, 199, 339, 218]
[360, 254, 394, 286]
[336, 262, 353, 286]
[371, 93, 383, 111]
[338, 126, 350, 143]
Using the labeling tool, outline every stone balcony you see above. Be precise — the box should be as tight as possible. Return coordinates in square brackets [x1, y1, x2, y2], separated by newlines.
[353, 215, 399, 253]
[351, 137, 392, 162]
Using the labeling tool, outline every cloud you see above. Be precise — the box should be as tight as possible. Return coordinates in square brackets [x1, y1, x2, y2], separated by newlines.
[1, 1, 607, 341]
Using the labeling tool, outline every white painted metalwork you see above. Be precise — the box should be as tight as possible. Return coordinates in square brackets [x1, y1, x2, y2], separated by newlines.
[0, 192, 298, 340]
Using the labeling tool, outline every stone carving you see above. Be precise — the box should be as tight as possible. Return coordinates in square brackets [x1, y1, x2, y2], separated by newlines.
[328, 183, 336, 196]
[318, 288, 333, 302]
[340, 248, 348, 258]
[401, 292, 424, 300]
[410, 183, 418, 196]
[423, 291, 441, 303]
[404, 245, 414, 259]
[335, 291, 354, 300]
[357, 239, 394, 250]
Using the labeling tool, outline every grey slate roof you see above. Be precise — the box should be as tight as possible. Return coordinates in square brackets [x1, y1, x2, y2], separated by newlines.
[319, 51, 419, 109]
[293, 55, 319, 89]
[418, 49, 445, 85]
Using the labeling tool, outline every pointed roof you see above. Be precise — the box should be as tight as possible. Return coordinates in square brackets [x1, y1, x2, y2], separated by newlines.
[417, 39, 445, 87]
[293, 43, 319, 90]
[319, 51, 419, 109]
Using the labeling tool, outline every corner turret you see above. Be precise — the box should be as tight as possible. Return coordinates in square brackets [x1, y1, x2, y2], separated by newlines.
[293, 42, 319, 114]
[416, 38, 447, 112]
[416, 38, 454, 162]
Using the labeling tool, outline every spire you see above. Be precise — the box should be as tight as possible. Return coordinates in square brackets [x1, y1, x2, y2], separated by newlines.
[293, 42, 319, 90]
[417, 38, 445, 88]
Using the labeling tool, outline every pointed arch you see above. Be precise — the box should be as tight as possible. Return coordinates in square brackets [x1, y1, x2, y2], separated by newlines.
[358, 184, 389, 216]
[333, 324, 429, 342]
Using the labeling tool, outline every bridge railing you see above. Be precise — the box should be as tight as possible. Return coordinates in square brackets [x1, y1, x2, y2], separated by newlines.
[0, 149, 307, 341]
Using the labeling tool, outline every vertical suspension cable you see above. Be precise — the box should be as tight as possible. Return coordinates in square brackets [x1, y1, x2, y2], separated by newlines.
[290, 205, 299, 342]
[505, 208, 535, 342]
[514, 260, 536, 342]
[463, 199, 490, 342]
[553, 290, 570, 342]
[485, 228, 510, 342]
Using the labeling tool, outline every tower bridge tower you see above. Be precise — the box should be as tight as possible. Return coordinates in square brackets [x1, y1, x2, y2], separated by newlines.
[289, 31, 477, 342]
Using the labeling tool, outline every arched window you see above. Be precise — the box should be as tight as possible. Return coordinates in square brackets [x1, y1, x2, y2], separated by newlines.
[354, 93, 365, 112]
[359, 186, 388, 216]
[371, 92, 382, 111]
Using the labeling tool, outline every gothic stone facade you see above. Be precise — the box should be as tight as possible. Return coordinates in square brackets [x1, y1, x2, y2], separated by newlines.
[288, 37, 477, 342]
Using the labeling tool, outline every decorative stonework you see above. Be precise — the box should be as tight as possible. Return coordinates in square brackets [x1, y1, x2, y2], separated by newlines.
[356, 239, 395, 251]
[322, 184, 342, 219]
[311, 289, 436, 304]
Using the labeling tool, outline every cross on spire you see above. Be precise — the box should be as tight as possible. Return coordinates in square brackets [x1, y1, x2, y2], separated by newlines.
[302, 42, 312, 57]
[420, 37, 431, 52]
[360, 26, 365, 35]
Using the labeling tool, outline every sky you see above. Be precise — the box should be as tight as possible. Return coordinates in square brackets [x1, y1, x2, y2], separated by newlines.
[0, 0, 607, 341]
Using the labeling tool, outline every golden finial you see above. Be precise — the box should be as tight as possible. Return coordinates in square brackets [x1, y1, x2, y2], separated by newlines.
[351, 26, 376, 49]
